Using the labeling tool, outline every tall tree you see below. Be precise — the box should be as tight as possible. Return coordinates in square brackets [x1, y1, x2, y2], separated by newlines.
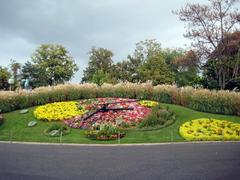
[21, 61, 49, 88]
[90, 69, 110, 87]
[0, 66, 11, 90]
[112, 55, 143, 83]
[139, 54, 174, 85]
[174, 0, 240, 89]
[173, 50, 200, 87]
[110, 39, 163, 83]
[31, 44, 78, 86]
[82, 47, 114, 82]
[203, 31, 240, 89]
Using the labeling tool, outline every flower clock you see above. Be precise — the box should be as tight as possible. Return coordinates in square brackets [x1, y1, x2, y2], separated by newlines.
[34, 98, 158, 140]
[64, 98, 155, 129]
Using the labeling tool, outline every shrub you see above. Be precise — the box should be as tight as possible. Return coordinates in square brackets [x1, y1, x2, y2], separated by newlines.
[44, 123, 70, 137]
[138, 105, 176, 129]
[85, 123, 125, 140]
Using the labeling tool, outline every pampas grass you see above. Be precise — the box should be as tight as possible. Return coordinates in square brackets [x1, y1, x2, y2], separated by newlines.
[0, 83, 240, 116]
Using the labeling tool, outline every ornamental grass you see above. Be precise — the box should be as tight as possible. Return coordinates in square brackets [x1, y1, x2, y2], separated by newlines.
[0, 83, 240, 116]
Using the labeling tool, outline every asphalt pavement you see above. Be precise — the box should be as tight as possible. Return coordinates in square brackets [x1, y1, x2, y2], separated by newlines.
[0, 142, 240, 180]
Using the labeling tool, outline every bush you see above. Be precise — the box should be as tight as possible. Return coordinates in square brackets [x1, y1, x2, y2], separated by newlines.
[138, 105, 176, 129]
[44, 123, 70, 137]
[85, 123, 125, 140]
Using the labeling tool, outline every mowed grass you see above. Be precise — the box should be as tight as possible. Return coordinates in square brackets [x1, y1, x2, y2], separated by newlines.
[0, 103, 240, 144]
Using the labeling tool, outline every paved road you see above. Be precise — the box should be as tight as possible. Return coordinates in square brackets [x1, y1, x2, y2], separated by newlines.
[0, 142, 240, 180]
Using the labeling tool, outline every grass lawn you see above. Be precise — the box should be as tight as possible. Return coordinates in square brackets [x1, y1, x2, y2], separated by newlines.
[1, 103, 240, 144]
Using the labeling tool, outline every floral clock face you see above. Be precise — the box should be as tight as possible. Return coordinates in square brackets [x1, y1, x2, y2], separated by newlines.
[64, 98, 154, 129]
[34, 98, 158, 129]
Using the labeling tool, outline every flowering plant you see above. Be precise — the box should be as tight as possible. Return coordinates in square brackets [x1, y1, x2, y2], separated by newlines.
[179, 118, 240, 141]
[139, 100, 159, 107]
[34, 101, 87, 121]
[65, 98, 152, 129]
[85, 122, 125, 140]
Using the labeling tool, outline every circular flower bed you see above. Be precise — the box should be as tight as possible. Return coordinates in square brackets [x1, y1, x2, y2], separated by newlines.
[179, 118, 240, 141]
[34, 101, 87, 121]
[64, 98, 153, 129]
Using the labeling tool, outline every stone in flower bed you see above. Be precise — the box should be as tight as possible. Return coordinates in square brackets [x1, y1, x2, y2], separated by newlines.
[34, 101, 87, 121]
[19, 109, 28, 114]
[27, 121, 37, 127]
[179, 118, 240, 141]
[64, 98, 152, 129]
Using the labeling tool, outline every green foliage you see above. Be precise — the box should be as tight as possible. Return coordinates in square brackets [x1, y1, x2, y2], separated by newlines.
[82, 47, 114, 83]
[0, 66, 11, 90]
[0, 111, 4, 126]
[139, 54, 174, 85]
[138, 105, 175, 129]
[21, 61, 49, 88]
[91, 70, 110, 87]
[85, 123, 125, 140]
[44, 123, 70, 137]
[31, 44, 78, 86]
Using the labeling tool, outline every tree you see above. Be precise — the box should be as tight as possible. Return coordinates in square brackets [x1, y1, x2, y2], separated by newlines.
[203, 31, 240, 89]
[90, 70, 110, 87]
[21, 61, 49, 88]
[139, 54, 174, 85]
[173, 50, 200, 87]
[133, 39, 162, 62]
[82, 47, 114, 83]
[112, 55, 143, 83]
[0, 66, 10, 90]
[118, 39, 163, 83]
[31, 44, 78, 86]
[174, 0, 240, 89]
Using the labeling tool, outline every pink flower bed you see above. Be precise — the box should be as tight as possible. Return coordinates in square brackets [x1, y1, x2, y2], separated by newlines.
[64, 98, 152, 129]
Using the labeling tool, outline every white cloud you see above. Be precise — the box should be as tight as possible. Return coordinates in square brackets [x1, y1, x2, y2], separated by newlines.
[0, 0, 209, 82]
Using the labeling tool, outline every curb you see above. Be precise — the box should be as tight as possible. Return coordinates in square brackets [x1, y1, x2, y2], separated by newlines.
[0, 140, 239, 147]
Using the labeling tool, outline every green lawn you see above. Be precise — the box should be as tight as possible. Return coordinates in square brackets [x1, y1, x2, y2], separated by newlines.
[1, 103, 240, 144]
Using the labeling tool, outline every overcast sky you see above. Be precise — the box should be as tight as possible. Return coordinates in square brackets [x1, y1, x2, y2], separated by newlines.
[0, 0, 209, 82]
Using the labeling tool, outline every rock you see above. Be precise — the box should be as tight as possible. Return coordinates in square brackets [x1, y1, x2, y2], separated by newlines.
[49, 130, 60, 136]
[20, 109, 29, 114]
[28, 121, 37, 127]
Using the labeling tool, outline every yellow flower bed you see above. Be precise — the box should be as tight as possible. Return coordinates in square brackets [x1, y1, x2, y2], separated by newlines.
[139, 100, 159, 107]
[34, 101, 87, 121]
[179, 118, 240, 141]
